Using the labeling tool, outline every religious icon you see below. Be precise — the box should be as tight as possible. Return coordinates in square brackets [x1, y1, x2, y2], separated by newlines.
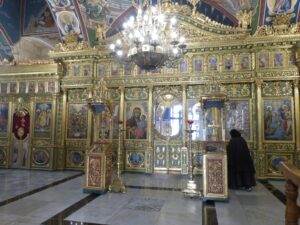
[67, 104, 88, 139]
[73, 64, 80, 76]
[193, 58, 203, 72]
[274, 52, 284, 67]
[19, 82, 26, 93]
[111, 64, 119, 76]
[34, 7, 55, 29]
[98, 64, 106, 76]
[38, 82, 45, 93]
[224, 55, 233, 70]
[48, 0, 72, 10]
[33, 150, 49, 165]
[225, 100, 250, 140]
[88, 157, 101, 186]
[179, 60, 188, 73]
[1, 83, 7, 94]
[267, 0, 296, 15]
[126, 104, 147, 139]
[263, 99, 293, 141]
[240, 55, 250, 70]
[48, 82, 55, 93]
[57, 11, 80, 36]
[34, 103, 52, 138]
[28, 82, 35, 93]
[208, 57, 218, 71]
[288, 52, 296, 66]
[259, 53, 269, 68]
[10, 82, 17, 93]
[83, 65, 91, 76]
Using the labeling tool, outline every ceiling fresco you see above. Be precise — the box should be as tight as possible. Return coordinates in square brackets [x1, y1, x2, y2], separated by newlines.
[259, 0, 300, 26]
[22, 0, 58, 36]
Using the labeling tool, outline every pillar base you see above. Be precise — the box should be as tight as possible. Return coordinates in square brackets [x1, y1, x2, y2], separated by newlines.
[182, 180, 202, 198]
[109, 176, 126, 193]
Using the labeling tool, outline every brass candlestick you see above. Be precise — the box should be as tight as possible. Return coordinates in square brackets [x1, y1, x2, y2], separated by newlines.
[109, 121, 126, 193]
[183, 120, 202, 198]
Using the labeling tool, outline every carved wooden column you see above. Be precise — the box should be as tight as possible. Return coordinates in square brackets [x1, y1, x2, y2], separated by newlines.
[119, 86, 125, 171]
[285, 179, 298, 225]
[255, 78, 265, 178]
[61, 88, 67, 169]
[87, 88, 93, 147]
[146, 85, 153, 173]
[182, 85, 187, 146]
[294, 80, 300, 154]
[256, 78, 263, 151]
[52, 93, 58, 169]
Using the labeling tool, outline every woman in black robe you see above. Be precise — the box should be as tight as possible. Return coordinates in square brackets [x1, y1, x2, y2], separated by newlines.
[227, 129, 256, 191]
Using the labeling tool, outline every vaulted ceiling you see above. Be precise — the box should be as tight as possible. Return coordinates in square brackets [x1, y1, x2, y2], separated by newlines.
[0, 0, 299, 62]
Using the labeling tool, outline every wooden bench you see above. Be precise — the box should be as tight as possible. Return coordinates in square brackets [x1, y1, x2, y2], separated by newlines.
[279, 162, 300, 225]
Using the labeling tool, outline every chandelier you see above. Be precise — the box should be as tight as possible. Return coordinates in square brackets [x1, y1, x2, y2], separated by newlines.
[109, 1, 187, 70]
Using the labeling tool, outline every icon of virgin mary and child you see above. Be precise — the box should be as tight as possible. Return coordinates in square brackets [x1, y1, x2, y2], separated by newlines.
[126, 107, 147, 139]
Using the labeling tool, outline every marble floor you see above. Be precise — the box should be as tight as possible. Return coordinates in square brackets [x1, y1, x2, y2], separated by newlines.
[0, 170, 291, 225]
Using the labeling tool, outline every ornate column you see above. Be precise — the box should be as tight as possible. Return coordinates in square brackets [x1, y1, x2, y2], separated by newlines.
[52, 93, 58, 169]
[181, 85, 188, 175]
[119, 86, 125, 171]
[145, 85, 153, 173]
[87, 88, 93, 147]
[293, 80, 300, 167]
[61, 88, 67, 169]
[255, 78, 265, 178]
[182, 85, 187, 146]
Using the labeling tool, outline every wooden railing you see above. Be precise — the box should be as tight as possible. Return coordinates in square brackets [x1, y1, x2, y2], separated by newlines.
[279, 162, 300, 225]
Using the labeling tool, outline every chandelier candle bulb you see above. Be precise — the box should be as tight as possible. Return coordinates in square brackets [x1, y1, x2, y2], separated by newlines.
[110, 2, 187, 70]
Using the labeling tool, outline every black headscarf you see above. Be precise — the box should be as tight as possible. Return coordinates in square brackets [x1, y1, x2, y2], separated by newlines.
[230, 129, 241, 138]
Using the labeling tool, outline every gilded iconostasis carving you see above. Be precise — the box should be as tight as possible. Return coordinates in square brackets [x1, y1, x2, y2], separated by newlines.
[0, 0, 300, 179]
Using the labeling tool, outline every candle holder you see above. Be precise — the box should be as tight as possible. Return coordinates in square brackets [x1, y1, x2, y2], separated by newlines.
[109, 121, 126, 193]
[183, 120, 202, 198]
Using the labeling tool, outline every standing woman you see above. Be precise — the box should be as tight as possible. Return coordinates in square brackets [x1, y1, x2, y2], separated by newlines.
[227, 129, 256, 191]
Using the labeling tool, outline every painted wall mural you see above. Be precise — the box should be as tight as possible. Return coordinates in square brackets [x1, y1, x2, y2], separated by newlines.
[263, 98, 293, 141]
[34, 103, 52, 138]
[260, 0, 300, 25]
[23, 0, 57, 35]
[0, 31, 13, 61]
[78, 0, 109, 23]
[47, 0, 86, 40]
[207, 0, 256, 16]
[0, 0, 20, 43]
[196, 0, 237, 26]
[67, 103, 88, 139]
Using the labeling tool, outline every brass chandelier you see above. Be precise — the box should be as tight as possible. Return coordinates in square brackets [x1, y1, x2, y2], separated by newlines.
[109, 0, 187, 70]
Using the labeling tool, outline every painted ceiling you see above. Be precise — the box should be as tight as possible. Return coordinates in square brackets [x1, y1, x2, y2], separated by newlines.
[0, 0, 299, 62]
